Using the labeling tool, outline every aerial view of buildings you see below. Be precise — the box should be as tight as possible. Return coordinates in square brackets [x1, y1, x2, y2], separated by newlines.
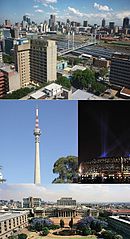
[0, 0, 130, 239]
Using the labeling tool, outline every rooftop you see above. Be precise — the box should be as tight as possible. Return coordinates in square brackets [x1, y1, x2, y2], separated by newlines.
[0, 211, 28, 222]
[44, 83, 62, 91]
[30, 89, 46, 99]
[109, 216, 130, 225]
[71, 89, 103, 100]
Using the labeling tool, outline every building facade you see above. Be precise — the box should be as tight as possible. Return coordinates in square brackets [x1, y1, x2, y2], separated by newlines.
[0, 211, 28, 239]
[110, 54, 130, 89]
[30, 39, 57, 83]
[14, 39, 30, 87]
[57, 198, 76, 206]
[23, 197, 41, 208]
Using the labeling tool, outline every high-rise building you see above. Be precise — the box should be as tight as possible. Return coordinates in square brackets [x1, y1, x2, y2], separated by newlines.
[123, 17, 129, 29]
[83, 21, 88, 27]
[110, 54, 130, 89]
[34, 108, 41, 185]
[0, 71, 8, 98]
[30, 39, 57, 83]
[102, 18, 105, 28]
[57, 198, 76, 206]
[14, 39, 57, 86]
[109, 22, 115, 29]
[14, 39, 30, 87]
[49, 14, 56, 31]
[23, 197, 41, 208]
[4, 19, 11, 27]
[23, 15, 31, 25]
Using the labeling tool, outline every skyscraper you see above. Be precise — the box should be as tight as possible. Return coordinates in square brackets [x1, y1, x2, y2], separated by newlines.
[49, 14, 56, 31]
[34, 108, 41, 185]
[102, 18, 105, 28]
[123, 17, 129, 29]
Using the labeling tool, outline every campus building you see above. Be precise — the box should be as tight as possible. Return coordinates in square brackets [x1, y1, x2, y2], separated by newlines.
[0, 211, 28, 239]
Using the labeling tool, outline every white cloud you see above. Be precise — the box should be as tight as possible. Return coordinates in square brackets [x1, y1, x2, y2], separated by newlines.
[94, 2, 112, 12]
[115, 11, 130, 19]
[1, 184, 130, 203]
[35, 9, 44, 13]
[68, 7, 84, 17]
[37, 0, 57, 4]
[33, 5, 39, 8]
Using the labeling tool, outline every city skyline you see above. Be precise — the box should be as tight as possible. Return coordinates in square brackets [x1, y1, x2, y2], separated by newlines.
[1, 0, 130, 25]
[0, 101, 78, 185]
[0, 183, 130, 202]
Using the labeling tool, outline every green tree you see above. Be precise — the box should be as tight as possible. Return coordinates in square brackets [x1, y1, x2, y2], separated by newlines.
[52, 156, 78, 183]
[4, 87, 34, 99]
[101, 230, 115, 239]
[69, 218, 73, 230]
[71, 69, 95, 89]
[82, 227, 91, 236]
[56, 76, 71, 90]
[99, 67, 108, 77]
[18, 234, 27, 239]
[35, 222, 43, 231]
[60, 219, 64, 228]
[42, 227, 49, 236]
[3, 54, 14, 64]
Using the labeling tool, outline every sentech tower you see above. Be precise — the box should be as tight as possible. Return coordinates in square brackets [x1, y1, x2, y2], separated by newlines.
[34, 108, 41, 185]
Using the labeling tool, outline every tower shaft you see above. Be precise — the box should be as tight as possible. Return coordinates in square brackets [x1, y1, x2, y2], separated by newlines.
[34, 108, 41, 185]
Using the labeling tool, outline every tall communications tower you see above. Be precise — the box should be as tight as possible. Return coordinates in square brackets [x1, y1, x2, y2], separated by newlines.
[34, 108, 41, 185]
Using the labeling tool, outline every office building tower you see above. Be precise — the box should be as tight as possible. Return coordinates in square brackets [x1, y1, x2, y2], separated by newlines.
[34, 108, 41, 185]
[14, 39, 30, 87]
[102, 18, 105, 28]
[110, 54, 130, 89]
[83, 21, 88, 27]
[49, 14, 56, 31]
[123, 17, 129, 29]
[4, 19, 11, 27]
[109, 22, 115, 29]
[23, 197, 41, 208]
[30, 39, 57, 83]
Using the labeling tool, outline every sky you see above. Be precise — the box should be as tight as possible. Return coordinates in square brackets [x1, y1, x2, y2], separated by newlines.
[0, 0, 130, 25]
[0, 183, 130, 203]
[0, 100, 78, 185]
[79, 101, 130, 163]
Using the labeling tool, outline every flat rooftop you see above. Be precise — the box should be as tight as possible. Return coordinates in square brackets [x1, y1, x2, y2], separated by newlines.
[71, 89, 103, 100]
[109, 216, 130, 225]
[44, 83, 62, 91]
[0, 211, 28, 222]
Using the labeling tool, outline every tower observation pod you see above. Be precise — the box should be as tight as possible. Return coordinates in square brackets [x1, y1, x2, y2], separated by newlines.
[34, 108, 41, 185]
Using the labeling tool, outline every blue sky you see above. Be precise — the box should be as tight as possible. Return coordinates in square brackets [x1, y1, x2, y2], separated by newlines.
[0, 100, 78, 185]
[0, 0, 130, 25]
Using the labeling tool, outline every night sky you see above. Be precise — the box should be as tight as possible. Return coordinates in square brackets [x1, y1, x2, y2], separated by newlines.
[79, 101, 130, 164]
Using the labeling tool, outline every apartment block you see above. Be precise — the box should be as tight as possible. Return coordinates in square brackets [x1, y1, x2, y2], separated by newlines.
[30, 39, 57, 83]
[14, 39, 30, 87]
[14, 38, 57, 86]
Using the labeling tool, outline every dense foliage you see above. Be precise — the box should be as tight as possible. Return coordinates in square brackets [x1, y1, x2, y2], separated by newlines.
[30, 218, 53, 231]
[71, 69, 106, 95]
[52, 156, 78, 183]
[4, 87, 34, 99]
[56, 76, 71, 90]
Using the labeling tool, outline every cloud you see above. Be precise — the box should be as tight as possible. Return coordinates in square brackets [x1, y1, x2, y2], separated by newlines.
[94, 2, 112, 11]
[33, 5, 39, 8]
[115, 11, 130, 19]
[68, 7, 84, 17]
[36, 0, 57, 4]
[1, 184, 130, 203]
[35, 9, 44, 13]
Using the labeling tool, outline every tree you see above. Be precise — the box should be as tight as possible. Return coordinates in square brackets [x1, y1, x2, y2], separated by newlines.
[71, 69, 95, 89]
[101, 230, 115, 239]
[60, 219, 64, 228]
[82, 227, 91, 236]
[41, 227, 49, 236]
[52, 156, 78, 183]
[18, 234, 27, 239]
[4, 87, 35, 99]
[56, 76, 71, 90]
[3, 54, 14, 64]
[69, 218, 73, 230]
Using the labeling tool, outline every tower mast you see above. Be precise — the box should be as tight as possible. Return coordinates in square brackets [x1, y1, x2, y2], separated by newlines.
[34, 108, 41, 185]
